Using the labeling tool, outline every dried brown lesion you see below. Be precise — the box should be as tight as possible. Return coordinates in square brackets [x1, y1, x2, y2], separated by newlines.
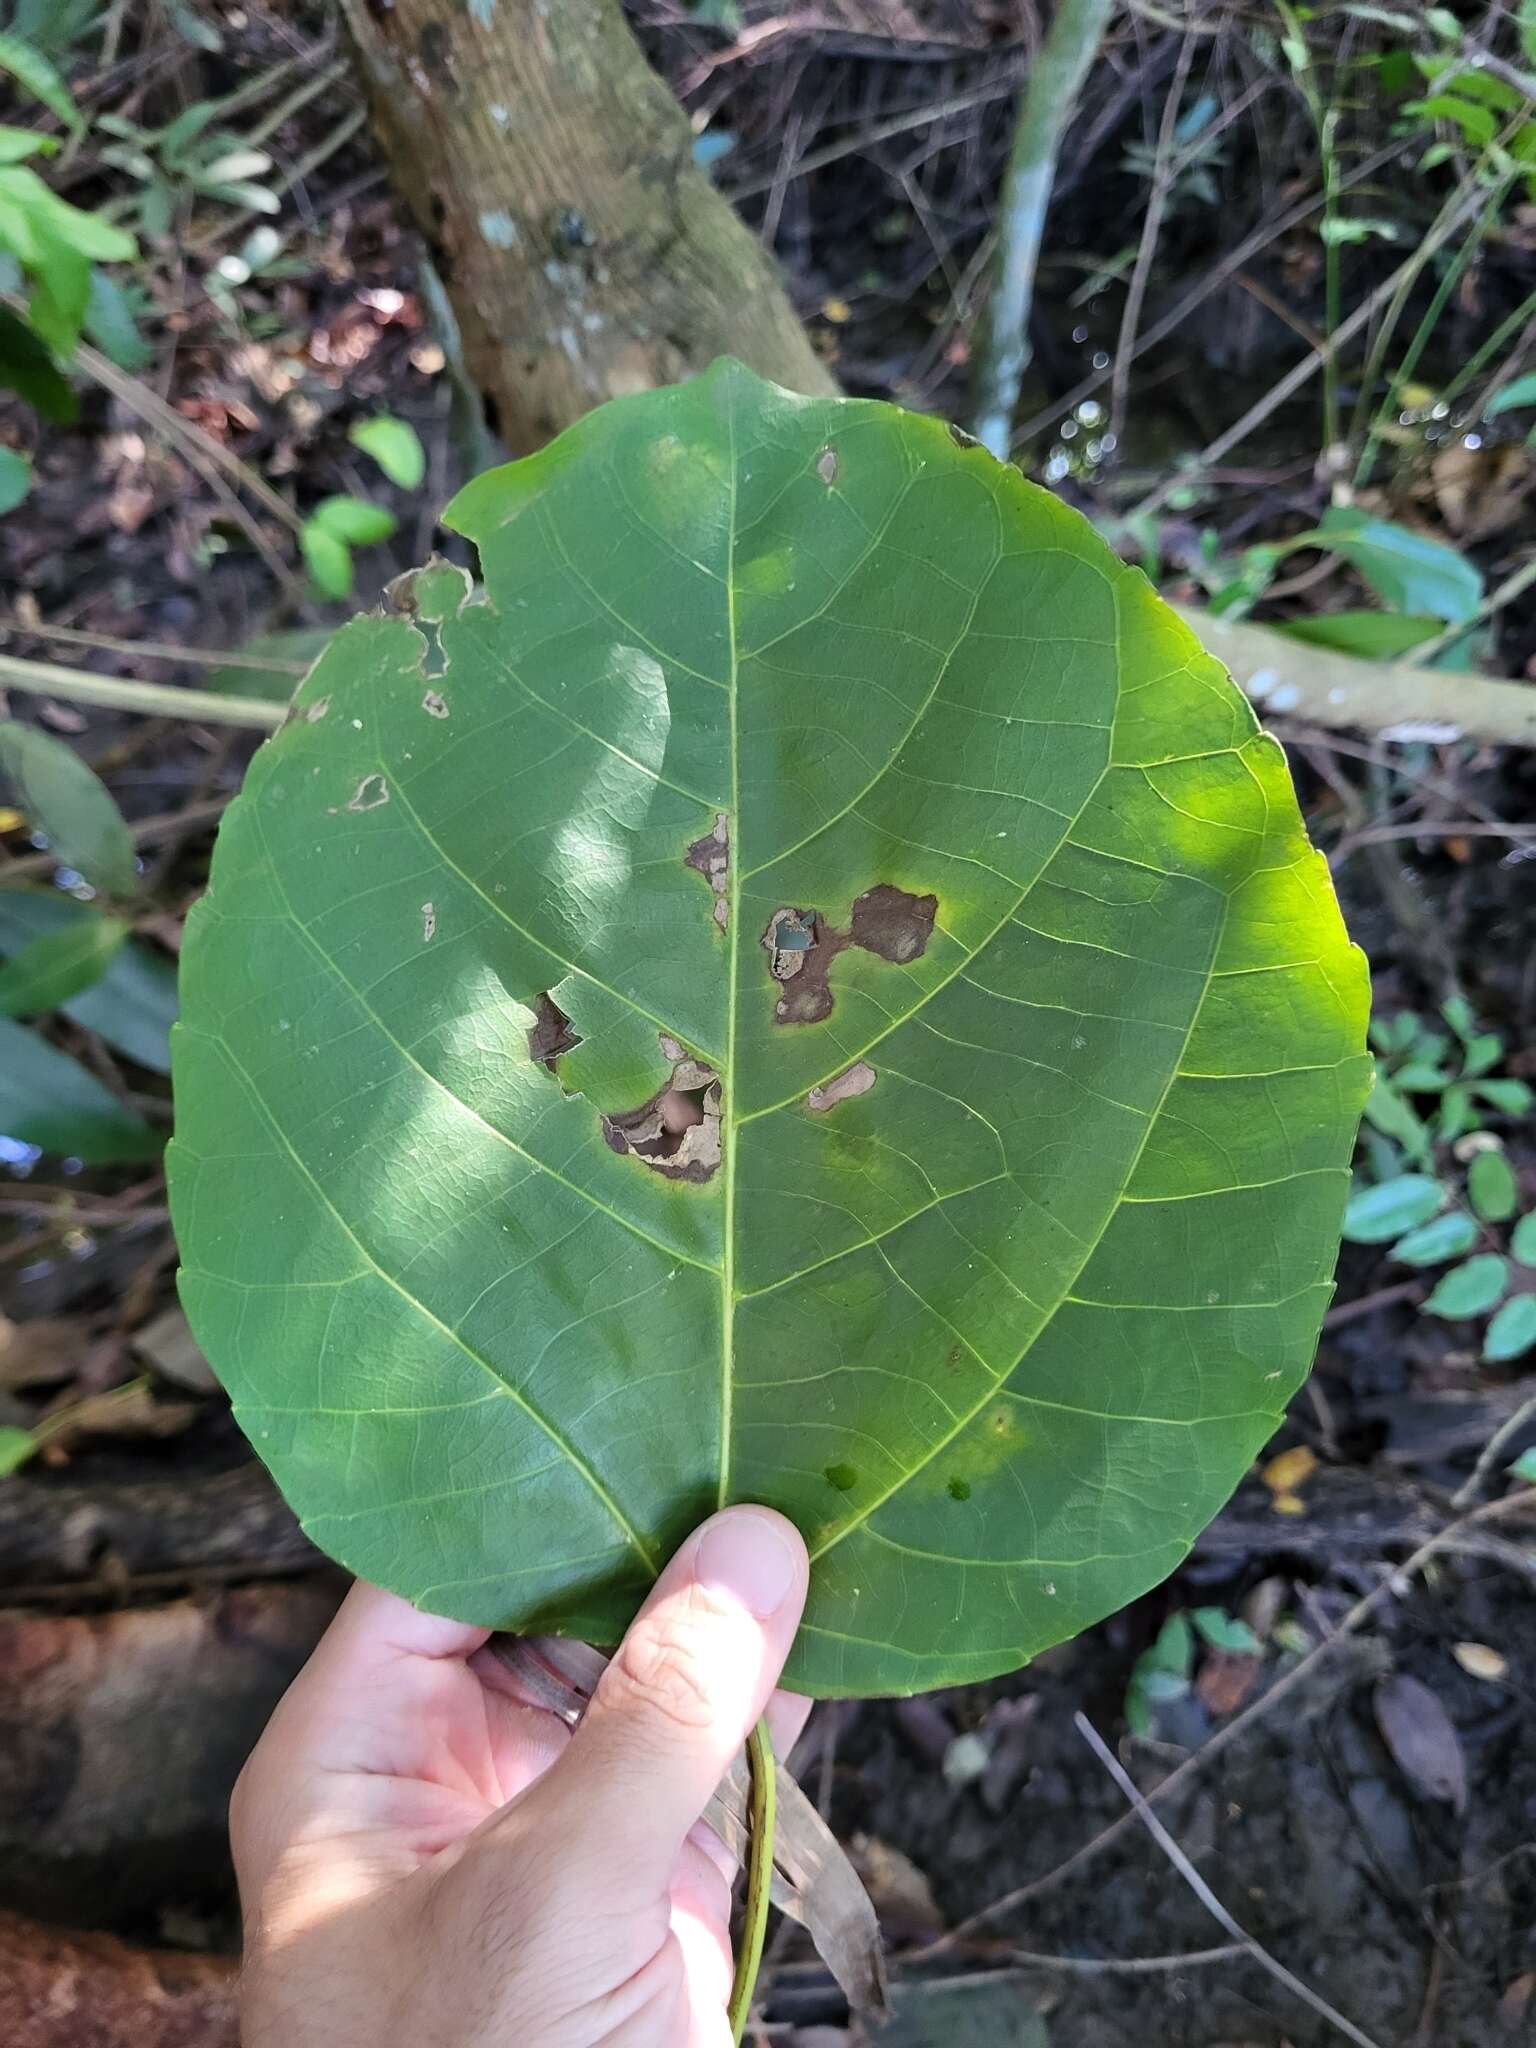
[602, 1035, 721, 1183]
[685, 812, 730, 932]
[762, 883, 939, 1026]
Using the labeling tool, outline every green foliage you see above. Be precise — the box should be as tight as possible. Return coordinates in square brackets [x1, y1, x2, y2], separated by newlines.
[1273, 611, 1440, 659]
[349, 415, 426, 492]
[0, 912, 127, 1015]
[300, 495, 398, 598]
[0, 156, 136, 359]
[0, 890, 175, 1072]
[0, 1426, 36, 1476]
[96, 98, 279, 237]
[0, 443, 28, 512]
[0, 722, 136, 896]
[1124, 1612, 1193, 1735]
[1485, 371, 1536, 416]
[0, 28, 81, 132]
[1203, 510, 1480, 627]
[1423, 1253, 1508, 1318]
[1363, 1002, 1530, 1157]
[1510, 1446, 1536, 1482]
[1468, 1147, 1519, 1222]
[0, 1012, 160, 1162]
[170, 365, 1368, 1697]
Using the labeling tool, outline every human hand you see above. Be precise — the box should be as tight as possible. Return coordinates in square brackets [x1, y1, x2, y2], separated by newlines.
[232, 1506, 810, 2047]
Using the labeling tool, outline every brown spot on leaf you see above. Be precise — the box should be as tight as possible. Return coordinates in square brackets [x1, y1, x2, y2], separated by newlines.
[808, 1061, 876, 1113]
[422, 690, 449, 719]
[850, 884, 936, 964]
[602, 1041, 721, 1183]
[763, 906, 844, 1026]
[948, 422, 980, 450]
[816, 445, 840, 486]
[685, 811, 730, 931]
[528, 992, 579, 1069]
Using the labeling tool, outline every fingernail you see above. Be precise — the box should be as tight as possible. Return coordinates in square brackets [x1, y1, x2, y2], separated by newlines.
[694, 1509, 801, 1619]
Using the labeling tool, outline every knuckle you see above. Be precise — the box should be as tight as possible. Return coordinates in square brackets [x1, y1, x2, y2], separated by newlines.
[605, 1615, 720, 1739]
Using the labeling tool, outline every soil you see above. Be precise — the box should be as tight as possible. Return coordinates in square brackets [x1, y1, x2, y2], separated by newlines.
[4, 5, 1536, 2044]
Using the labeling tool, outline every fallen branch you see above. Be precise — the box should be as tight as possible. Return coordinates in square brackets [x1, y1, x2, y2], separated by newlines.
[1175, 606, 1536, 748]
[0, 653, 285, 730]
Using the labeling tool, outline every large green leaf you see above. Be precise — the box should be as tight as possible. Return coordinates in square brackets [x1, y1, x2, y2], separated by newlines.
[169, 363, 1369, 1698]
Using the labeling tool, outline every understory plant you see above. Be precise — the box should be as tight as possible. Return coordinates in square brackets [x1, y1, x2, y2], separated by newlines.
[166, 362, 1369, 2026]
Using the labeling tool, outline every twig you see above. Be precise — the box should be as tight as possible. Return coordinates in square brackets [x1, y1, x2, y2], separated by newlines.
[1330, 818, 1536, 864]
[0, 620, 310, 676]
[72, 342, 305, 538]
[1109, 34, 1197, 448]
[1013, 140, 1409, 446]
[969, 0, 1116, 456]
[0, 654, 285, 730]
[725, 75, 1026, 203]
[1173, 605, 1536, 749]
[1074, 1714, 1386, 2048]
[1124, 175, 1492, 522]
[1414, 548, 1536, 666]
[907, 1488, 1536, 1962]
[1451, 1392, 1536, 1511]
[1004, 1940, 1248, 1974]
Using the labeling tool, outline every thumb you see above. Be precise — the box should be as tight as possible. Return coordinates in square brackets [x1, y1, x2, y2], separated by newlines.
[513, 1506, 807, 1902]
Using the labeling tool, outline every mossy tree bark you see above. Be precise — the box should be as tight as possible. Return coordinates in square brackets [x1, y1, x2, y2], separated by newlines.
[340, 0, 836, 451]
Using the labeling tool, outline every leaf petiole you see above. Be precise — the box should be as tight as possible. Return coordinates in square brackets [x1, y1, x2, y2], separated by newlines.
[727, 1716, 776, 2045]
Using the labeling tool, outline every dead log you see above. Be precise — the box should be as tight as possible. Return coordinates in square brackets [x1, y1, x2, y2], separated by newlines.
[0, 1586, 340, 1926]
[0, 1909, 237, 2047]
[339, 0, 836, 452]
[0, 1463, 316, 1597]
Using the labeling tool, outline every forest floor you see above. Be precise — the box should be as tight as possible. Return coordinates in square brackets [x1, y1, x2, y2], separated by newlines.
[3, 4, 1536, 2045]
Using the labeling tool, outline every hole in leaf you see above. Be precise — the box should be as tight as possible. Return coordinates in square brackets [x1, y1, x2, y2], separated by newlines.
[528, 993, 579, 1069]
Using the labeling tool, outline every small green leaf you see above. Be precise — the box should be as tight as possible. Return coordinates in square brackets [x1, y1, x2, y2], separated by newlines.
[311, 494, 397, 546]
[0, 30, 82, 133]
[0, 1427, 37, 1477]
[1486, 371, 1536, 415]
[1441, 995, 1474, 1041]
[1273, 611, 1440, 660]
[0, 1015, 160, 1163]
[83, 269, 153, 373]
[1342, 1174, 1444, 1244]
[1393, 1061, 1452, 1091]
[0, 304, 77, 422]
[1510, 1447, 1536, 1482]
[1402, 93, 1498, 148]
[1468, 1148, 1519, 1223]
[1360, 1075, 1432, 1164]
[1483, 1294, 1536, 1364]
[1191, 1606, 1261, 1653]
[1476, 1078, 1534, 1116]
[1510, 1211, 1536, 1269]
[0, 126, 55, 164]
[0, 890, 175, 1072]
[1436, 1084, 1479, 1144]
[1422, 1255, 1509, 1319]
[0, 722, 137, 896]
[1390, 1211, 1479, 1267]
[0, 913, 127, 1016]
[300, 520, 354, 599]
[1461, 1033, 1503, 1078]
[0, 444, 28, 514]
[1317, 507, 1482, 624]
[349, 415, 426, 491]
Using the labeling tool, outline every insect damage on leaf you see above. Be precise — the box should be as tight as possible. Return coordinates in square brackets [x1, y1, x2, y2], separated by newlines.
[849, 884, 936, 964]
[527, 991, 580, 1069]
[602, 1036, 721, 1182]
[685, 811, 730, 931]
[764, 884, 938, 1024]
[334, 772, 389, 814]
[808, 1061, 876, 1113]
[815, 444, 840, 485]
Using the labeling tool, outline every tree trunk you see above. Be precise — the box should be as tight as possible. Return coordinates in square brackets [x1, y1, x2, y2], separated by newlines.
[340, 0, 836, 452]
